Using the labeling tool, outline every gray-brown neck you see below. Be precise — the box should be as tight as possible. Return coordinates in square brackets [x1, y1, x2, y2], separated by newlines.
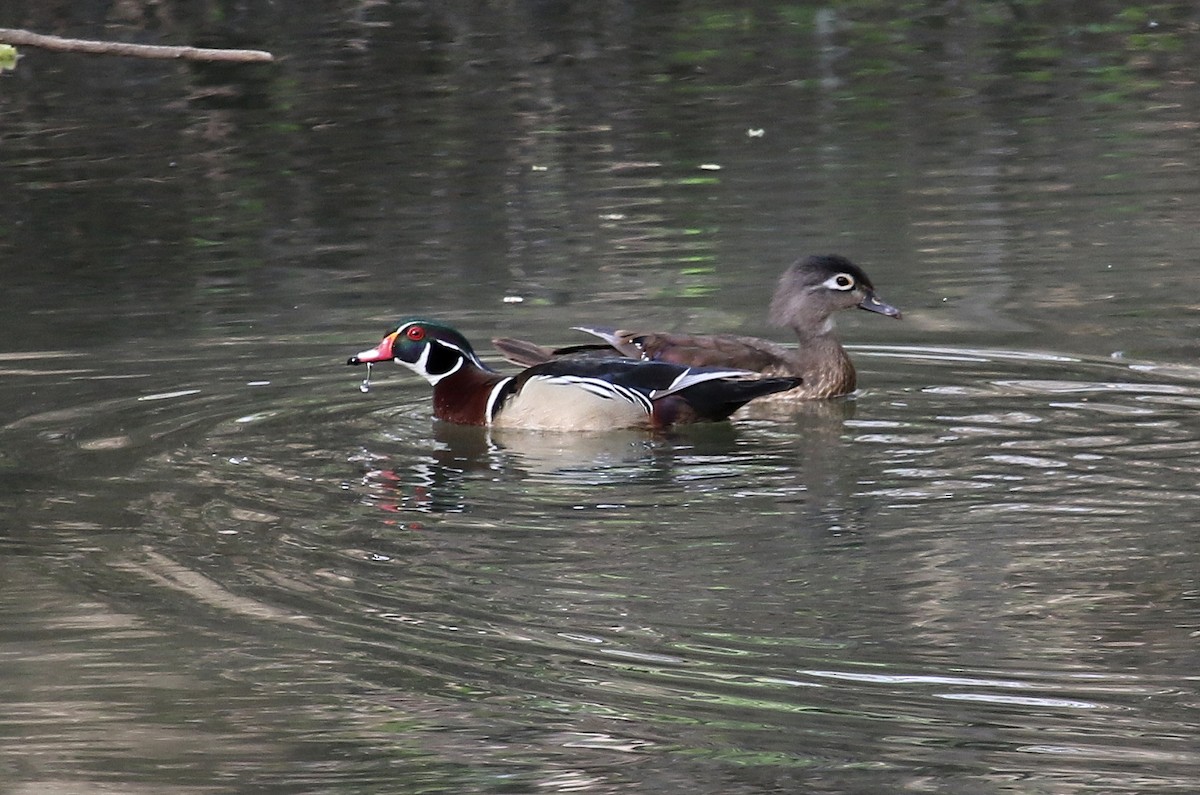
[768, 288, 839, 345]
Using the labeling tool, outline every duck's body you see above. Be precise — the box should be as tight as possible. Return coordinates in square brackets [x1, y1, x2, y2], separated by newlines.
[348, 319, 802, 431]
[493, 254, 901, 400]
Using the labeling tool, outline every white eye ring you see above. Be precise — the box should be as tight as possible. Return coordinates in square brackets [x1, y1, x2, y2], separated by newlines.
[824, 273, 856, 291]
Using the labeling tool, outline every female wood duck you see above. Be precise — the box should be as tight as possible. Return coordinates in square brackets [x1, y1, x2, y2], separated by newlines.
[493, 254, 901, 400]
[347, 319, 803, 431]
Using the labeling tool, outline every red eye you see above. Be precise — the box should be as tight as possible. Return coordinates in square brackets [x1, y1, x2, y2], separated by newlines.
[405, 325, 425, 341]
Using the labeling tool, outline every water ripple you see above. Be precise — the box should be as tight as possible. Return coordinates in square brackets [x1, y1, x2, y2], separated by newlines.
[2, 343, 1198, 793]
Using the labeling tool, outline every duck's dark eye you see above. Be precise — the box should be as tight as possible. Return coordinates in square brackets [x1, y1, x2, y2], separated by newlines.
[406, 325, 426, 341]
[825, 273, 855, 291]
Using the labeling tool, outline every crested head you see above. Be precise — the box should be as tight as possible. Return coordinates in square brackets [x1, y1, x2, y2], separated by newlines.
[803, 254, 877, 289]
[768, 254, 900, 334]
[390, 318, 477, 355]
[348, 318, 495, 385]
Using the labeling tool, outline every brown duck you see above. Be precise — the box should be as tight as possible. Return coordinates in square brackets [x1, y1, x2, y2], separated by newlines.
[493, 254, 901, 400]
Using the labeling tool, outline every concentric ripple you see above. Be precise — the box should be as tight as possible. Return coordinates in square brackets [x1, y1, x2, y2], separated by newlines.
[2, 343, 1198, 793]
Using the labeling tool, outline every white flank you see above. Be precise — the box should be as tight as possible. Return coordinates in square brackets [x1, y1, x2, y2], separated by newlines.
[492, 375, 652, 431]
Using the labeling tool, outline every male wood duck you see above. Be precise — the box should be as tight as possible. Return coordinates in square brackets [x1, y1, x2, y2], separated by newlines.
[493, 254, 901, 400]
[346, 319, 802, 431]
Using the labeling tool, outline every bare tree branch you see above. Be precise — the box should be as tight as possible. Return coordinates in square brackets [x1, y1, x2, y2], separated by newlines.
[0, 28, 273, 63]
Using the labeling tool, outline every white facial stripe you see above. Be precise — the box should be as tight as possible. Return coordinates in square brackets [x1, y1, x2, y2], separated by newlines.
[822, 273, 856, 291]
[437, 338, 491, 370]
[426, 354, 463, 385]
[402, 341, 464, 386]
[396, 342, 436, 384]
[414, 342, 431, 372]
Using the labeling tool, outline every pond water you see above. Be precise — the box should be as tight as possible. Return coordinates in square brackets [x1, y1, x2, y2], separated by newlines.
[2, 3, 1199, 793]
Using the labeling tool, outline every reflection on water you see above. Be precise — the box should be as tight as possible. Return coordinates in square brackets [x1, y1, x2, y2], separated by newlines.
[3, 340, 1199, 792]
[3, 1, 1200, 792]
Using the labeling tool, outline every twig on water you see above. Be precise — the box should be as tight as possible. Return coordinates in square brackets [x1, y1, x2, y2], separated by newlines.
[0, 28, 273, 63]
